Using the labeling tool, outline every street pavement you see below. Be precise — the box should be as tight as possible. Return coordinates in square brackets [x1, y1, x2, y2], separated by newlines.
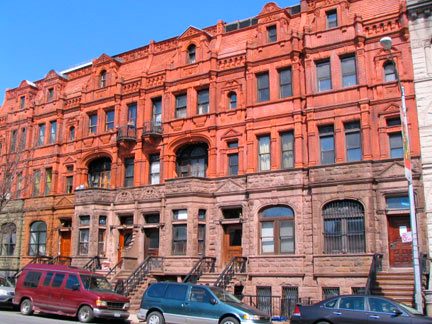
[0, 307, 290, 323]
[0, 307, 136, 324]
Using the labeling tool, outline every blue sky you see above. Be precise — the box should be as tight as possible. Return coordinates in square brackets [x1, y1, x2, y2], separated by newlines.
[0, 0, 299, 105]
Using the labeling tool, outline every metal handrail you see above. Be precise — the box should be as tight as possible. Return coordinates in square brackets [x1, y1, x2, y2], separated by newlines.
[83, 256, 102, 272]
[115, 256, 164, 296]
[51, 256, 72, 266]
[214, 256, 247, 289]
[365, 253, 383, 295]
[183, 256, 216, 283]
[105, 259, 123, 279]
[13, 255, 53, 278]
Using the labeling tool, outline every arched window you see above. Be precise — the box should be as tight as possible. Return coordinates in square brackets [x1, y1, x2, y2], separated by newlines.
[88, 157, 111, 188]
[228, 91, 237, 109]
[323, 200, 365, 254]
[0, 223, 16, 256]
[383, 61, 396, 82]
[176, 143, 208, 177]
[69, 126, 75, 141]
[187, 44, 196, 64]
[29, 221, 46, 256]
[259, 205, 295, 254]
[99, 70, 107, 88]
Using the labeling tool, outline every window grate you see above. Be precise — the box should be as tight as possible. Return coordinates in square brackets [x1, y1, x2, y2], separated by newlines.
[281, 286, 298, 317]
[323, 200, 365, 254]
[323, 287, 340, 300]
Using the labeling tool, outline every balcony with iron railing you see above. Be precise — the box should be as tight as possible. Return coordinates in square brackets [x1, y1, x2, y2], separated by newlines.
[142, 121, 162, 138]
[117, 125, 137, 143]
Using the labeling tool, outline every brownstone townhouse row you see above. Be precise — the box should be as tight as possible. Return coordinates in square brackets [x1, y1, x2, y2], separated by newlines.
[0, 0, 426, 309]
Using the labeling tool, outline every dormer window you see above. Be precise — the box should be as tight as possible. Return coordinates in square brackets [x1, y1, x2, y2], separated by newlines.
[187, 44, 196, 64]
[47, 88, 54, 102]
[99, 70, 107, 88]
[326, 9, 338, 29]
[19, 96, 25, 109]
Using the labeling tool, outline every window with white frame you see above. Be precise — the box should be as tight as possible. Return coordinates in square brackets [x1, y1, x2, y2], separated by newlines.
[316, 60, 332, 92]
[175, 93, 187, 118]
[150, 154, 160, 184]
[260, 206, 295, 254]
[258, 135, 271, 171]
[197, 88, 209, 115]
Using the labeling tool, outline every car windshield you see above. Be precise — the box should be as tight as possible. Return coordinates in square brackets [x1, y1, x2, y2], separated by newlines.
[210, 287, 242, 304]
[80, 275, 114, 293]
[0, 277, 13, 287]
[398, 302, 423, 315]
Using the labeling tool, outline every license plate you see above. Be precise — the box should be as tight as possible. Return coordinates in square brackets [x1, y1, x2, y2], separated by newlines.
[114, 313, 120, 318]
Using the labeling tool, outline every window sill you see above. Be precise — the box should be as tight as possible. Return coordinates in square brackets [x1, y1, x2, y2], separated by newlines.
[219, 218, 242, 225]
[248, 254, 306, 260]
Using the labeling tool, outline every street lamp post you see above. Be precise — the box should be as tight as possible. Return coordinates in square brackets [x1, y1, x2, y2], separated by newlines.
[380, 36, 423, 312]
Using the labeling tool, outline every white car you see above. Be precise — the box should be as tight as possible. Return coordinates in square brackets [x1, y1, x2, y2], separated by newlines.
[0, 276, 15, 306]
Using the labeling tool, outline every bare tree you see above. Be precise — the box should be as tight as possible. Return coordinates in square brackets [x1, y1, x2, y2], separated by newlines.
[0, 136, 25, 212]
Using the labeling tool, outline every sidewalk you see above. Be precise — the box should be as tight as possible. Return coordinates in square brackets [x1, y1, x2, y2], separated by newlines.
[128, 312, 290, 324]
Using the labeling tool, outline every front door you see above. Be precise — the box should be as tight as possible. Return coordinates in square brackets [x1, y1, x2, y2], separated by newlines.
[144, 228, 159, 257]
[223, 224, 242, 265]
[388, 215, 412, 267]
[118, 229, 133, 262]
[60, 231, 71, 257]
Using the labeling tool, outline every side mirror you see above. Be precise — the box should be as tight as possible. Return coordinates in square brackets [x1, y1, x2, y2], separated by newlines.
[392, 309, 403, 317]
[210, 298, 218, 305]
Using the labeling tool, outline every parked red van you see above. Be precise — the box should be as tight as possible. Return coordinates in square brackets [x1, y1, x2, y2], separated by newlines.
[13, 263, 130, 323]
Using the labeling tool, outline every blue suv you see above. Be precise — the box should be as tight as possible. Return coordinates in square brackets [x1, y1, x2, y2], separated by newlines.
[138, 282, 271, 324]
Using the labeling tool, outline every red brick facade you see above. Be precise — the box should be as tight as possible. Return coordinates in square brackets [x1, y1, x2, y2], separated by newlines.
[0, 0, 425, 301]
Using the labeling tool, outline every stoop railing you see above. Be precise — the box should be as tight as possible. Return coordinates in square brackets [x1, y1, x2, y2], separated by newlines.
[183, 256, 216, 283]
[365, 253, 383, 295]
[115, 256, 164, 296]
[215, 256, 247, 289]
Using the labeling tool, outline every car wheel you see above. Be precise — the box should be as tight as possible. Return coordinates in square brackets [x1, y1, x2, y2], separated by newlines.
[77, 305, 94, 323]
[147, 311, 165, 324]
[221, 317, 240, 324]
[20, 298, 33, 315]
[315, 321, 331, 324]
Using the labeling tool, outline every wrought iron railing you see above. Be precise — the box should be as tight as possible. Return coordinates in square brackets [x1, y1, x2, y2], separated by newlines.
[117, 125, 137, 141]
[13, 255, 54, 278]
[365, 253, 383, 295]
[83, 256, 102, 272]
[214, 257, 247, 289]
[105, 259, 123, 280]
[115, 256, 164, 296]
[183, 257, 216, 283]
[51, 256, 72, 266]
[242, 295, 317, 318]
[142, 121, 162, 136]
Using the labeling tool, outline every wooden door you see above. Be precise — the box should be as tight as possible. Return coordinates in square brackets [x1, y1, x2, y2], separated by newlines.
[60, 231, 71, 257]
[388, 216, 412, 267]
[118, 230, 133, 261]
[144, 228, 159, 256]
[223, 224, 242, 265]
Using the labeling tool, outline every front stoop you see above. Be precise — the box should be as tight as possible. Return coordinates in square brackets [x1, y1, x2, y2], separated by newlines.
[373, 269, 415, 306]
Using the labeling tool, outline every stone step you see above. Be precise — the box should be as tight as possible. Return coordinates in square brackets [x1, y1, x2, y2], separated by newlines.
[376, 273, 413, 280]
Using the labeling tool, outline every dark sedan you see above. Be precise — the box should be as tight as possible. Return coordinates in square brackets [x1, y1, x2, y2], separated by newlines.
[290, 295, 432, 324]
